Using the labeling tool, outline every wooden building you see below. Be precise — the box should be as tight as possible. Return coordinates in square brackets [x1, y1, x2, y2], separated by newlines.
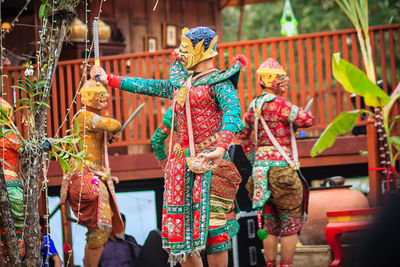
[3, 0, 224, 65]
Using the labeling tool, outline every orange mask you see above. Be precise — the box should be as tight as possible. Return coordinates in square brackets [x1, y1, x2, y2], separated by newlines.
[80, 79, 109, 110]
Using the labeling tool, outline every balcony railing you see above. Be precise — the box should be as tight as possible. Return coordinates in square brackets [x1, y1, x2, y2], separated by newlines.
[3, 24, 399, 148]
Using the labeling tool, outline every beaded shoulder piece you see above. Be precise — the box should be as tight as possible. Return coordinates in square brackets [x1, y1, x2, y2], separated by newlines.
[168, 57, 246, 89]
[169, 60, 191, 89]
[249, 93, 277, 111]
[192, 59, 243, 88]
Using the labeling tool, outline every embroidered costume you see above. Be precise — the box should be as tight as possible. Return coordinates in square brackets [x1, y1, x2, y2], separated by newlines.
[0, 97, 25, 257]
[60, 80, 124, 248]
[108, 27, 245, 261]
[238, 58, 314, 237]
[151, 106, 241, 248]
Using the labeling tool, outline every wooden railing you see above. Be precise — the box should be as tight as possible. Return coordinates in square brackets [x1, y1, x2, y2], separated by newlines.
[3, 24, 399, 148]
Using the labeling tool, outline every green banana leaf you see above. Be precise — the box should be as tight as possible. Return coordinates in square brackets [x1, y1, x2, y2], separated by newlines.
[310, 109, 372, 157]
[384, 91, 400, 124]
[332, 53, 390, 107]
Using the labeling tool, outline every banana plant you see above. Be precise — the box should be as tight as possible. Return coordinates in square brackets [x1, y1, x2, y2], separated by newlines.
[311, 0, 400, 197]
[310, 53, 398, 161]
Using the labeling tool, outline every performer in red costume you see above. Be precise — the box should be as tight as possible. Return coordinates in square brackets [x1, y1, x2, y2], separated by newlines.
[91, 27, 246, 267]
[0, 97, 25, 261]
[238, 58, 314, 267]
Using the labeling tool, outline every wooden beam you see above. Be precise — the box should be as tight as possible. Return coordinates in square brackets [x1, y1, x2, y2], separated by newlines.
[300, 154, 368, 168]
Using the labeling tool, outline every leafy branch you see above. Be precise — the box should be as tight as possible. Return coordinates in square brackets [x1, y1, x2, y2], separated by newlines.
[5, 75, 86, 174]
[39, 0, 81, 19]
[48, 120, 86, 174]
[311, 0, 400, 169]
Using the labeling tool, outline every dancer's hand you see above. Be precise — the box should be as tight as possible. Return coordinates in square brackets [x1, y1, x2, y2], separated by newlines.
[108, 132, 120, 143]
[90, 65, 108, 85]
[111, 176, 119, 184]
[198, 147, 225, 168]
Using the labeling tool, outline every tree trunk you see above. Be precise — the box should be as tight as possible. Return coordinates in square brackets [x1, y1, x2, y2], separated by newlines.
[0, 165, 22, 266]
[22, 8, 74, 266]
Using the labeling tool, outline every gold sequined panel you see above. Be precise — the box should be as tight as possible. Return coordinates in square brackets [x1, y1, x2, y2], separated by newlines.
[174, 133, 220, 159]
[86, 229, 110, 248]
[74, 110, 121, 170]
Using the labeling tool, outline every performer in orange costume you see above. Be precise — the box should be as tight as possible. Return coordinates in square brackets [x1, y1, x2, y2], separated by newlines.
[0, 97, 25, 260]
[60, 80, 124, 267]
[238, 58, 314, 267]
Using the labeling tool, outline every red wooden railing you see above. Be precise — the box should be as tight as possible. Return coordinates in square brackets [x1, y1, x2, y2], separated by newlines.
[2, 24, 399, 148]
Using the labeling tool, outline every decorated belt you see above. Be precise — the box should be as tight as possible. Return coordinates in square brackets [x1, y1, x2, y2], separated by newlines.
[258, 145, 292, 154]
[173, 132, 220, 158]
[3, 169, 18, 178]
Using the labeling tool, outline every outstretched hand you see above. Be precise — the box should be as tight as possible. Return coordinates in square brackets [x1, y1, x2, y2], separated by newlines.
[90, 65, 108, 85]
[198, 147, 226, 169]
[108, 132, 121, 144]
[111, 176, 119, 184]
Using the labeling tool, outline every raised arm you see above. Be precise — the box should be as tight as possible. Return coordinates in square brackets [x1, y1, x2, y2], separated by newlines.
[77, 111, 121, 133]
[212, 80, 243, 150]
[90, 65, 174, 99]
[108, 75, 174, 99]
[272, 97, 315, 128]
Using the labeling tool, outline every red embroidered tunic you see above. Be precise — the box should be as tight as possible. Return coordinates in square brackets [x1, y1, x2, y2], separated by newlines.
[0, 133, 21, 181]
[238, 94, 314, 162]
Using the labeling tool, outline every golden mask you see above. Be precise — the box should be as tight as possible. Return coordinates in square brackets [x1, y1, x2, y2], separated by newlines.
[80, 79, 109, 110]
[256, 66, 287, 88]
[174, 28, 218, 70]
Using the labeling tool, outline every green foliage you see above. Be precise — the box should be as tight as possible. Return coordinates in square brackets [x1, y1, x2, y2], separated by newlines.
[311, 0, 400, 166]
[0, 105, 25, 143]
[384, 91, 400, 130]
[11, 76, 50, 129]
[222, 0, 399, 42]
[310, 109, 372, 157]
[332, 53, 390, 107]
[7, 75, 85, 175]
[48, 119, 85, 174]
[39, 0, 81, 19]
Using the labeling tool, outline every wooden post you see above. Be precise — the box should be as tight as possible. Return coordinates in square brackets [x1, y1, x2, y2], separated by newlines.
[61, 202, 74, 267]
[237, 0, 244, 41]
[38, 189, 48, 235]
[366, 115, 381, 207]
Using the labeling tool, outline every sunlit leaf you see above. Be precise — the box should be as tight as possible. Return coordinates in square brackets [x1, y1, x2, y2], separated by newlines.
[311, 109, 372, 157]
[332, 53, 390, 107]
[15, 98, 29, 104]
[39, 4, 48, 19]
[383, 91, 400, 122]
[14, 106, 30, 112]
[12, 85, 29, 94]
[389, 136, 400, 146]
[58, 157, 71, 174]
